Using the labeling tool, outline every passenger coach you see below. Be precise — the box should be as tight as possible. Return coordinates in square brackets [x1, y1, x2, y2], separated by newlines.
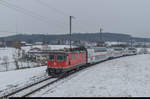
[111, 47, 125, 58]
[86, 47, 109, 64]
[125, 47, 137, 55]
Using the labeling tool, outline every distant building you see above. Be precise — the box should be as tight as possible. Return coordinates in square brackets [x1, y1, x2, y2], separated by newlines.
[21, 41, 26, 46]
[20, 41, 32, 47]
[34, 42, 43, 45]
[96, 41, 106, 47]
[26, 47, 50, 64]
[25, 43, 32, 46]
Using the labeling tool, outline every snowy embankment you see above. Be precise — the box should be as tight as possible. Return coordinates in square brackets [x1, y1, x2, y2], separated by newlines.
[0, 47, 41, 72]
[0, 47, 16, 71]
[31, 54, 150, 97]
[0, 66, 47, 96]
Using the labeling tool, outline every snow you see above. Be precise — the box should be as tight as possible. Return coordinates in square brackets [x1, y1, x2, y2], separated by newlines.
[31, 54, 150, 97]
[0, 47, 16, 63]
[106, 41, 127, 46]
[11, 78, 57, 97]
[48, 45, 76, 50]
[22, 45, 76, 53]
[0, 66, 47, 96]
[1, 45, 150, 97]
[0, 47, 18, 71]
[0, 45, 149, 72]
[0, 47, 35, 72]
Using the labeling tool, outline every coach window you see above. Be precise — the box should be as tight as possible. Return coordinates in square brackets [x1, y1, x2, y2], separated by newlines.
[49, 55, 54, 61]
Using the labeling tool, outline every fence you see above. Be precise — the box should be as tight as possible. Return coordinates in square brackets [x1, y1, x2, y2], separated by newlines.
[0, 61, 46, 72]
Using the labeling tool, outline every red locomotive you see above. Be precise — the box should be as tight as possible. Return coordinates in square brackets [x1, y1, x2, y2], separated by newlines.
[47, 47, 87, 76]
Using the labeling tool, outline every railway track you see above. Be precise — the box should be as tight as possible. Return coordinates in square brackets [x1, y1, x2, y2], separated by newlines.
[1, 67, 87, 98]
[1, 76, 56, 98]
[1, 55, 137, 98]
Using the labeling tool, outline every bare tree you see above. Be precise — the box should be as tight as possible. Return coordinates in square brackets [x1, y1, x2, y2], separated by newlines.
[13, 49, 19, 69]
[12, 40, 22, 70]
[3, 56, 9, 71]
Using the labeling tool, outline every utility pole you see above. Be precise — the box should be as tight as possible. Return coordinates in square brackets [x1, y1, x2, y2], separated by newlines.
[42, 34, 45, 45]
[100, 27, 103, 42]
[69, 16, 75, 49]
[144, 39, 146, 48]
[131, 37, 133, 48]
[70, 16, 72, 49]
[16, 17, 18, 35]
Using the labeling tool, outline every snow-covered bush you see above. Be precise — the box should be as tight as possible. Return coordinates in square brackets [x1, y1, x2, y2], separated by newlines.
[2, 56, 9, 71]
[139, 48, 148, 54]
[12, 49, 20, 69]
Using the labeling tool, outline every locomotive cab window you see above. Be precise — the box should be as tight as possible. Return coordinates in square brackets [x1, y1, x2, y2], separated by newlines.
[49, 55, 54, 61]
[56, 54, 66, 61]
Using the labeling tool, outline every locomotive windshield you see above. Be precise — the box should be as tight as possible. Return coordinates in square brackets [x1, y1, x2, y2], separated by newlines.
[49, 55, 54, 61]
[56, 54, 66, 61]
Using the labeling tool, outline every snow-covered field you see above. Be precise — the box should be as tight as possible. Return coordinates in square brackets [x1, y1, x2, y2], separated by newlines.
[1, 45, 150, 97]
[0, 47, 17, 71]
[0, 66, 47, 96]
[0, 47, 42, 72]
[29, 54, 150, 97]
[0, 47, 16, 62]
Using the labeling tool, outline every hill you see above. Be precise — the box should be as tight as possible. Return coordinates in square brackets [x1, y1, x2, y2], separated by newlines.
[0, 32, 150, 43]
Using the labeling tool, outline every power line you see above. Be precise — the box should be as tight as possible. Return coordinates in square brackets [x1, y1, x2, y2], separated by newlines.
[0, 0, 47, 22]
[33, 0, 93, 33]
[34, 0, 69, 17]
[0, 0, 67, 31]
[0, 0, 98, 35]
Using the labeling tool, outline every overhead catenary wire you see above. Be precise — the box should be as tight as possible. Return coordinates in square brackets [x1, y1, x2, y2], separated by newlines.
[33, 0, 94, 33]
[34, 0, 69, 17]
[0, 0, 68, 32]
[0, 0, 98, 35]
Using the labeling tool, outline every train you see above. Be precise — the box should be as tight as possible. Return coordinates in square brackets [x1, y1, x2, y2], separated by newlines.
[46, 46, 137, 76]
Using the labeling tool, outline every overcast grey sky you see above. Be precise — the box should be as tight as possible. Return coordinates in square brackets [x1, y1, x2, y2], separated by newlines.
[0, 0, 150, 38]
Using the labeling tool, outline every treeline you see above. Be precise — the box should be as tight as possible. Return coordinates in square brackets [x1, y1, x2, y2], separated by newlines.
[0, 32, 150, 43]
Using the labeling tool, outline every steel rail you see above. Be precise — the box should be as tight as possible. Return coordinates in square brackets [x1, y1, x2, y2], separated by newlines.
[2, 76, 53, 98]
